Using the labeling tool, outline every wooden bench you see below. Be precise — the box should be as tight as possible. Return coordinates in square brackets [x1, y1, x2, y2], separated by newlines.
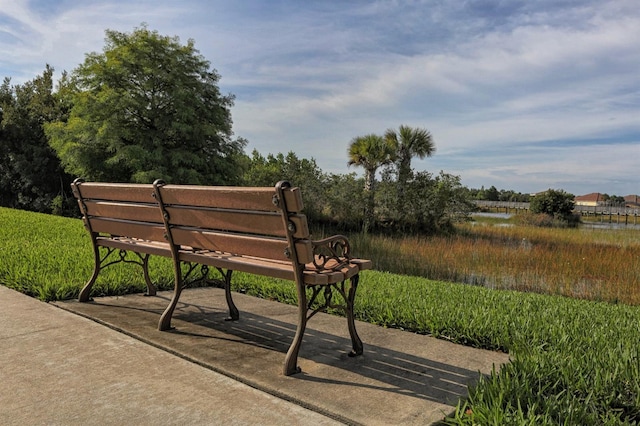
[71, 178, 372, 375]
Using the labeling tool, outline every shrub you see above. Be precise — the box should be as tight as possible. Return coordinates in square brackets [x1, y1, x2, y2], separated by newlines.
[529, 189, 578, 227]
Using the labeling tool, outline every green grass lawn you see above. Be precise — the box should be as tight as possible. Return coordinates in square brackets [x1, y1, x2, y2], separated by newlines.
[1, 207, 638, 425]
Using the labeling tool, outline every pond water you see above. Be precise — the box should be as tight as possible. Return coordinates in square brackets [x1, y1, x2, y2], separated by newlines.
[472, 212, 512, 219]
[472, 213, 640, 230]
[582, 222, 640, 230]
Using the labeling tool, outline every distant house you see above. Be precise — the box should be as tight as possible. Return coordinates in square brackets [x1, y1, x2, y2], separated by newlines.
[624, 195, 640, 208]
[574, 193, 605, 207]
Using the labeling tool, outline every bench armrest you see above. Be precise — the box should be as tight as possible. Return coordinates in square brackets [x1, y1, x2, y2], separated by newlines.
[310, 235, 353, 272]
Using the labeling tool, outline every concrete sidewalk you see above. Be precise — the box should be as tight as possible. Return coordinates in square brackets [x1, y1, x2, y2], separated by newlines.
[2, 285, 510, 425]
[0, 286, 340, 425]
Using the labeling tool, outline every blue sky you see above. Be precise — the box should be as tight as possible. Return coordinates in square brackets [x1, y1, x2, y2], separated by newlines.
[1, 0, 639, 196]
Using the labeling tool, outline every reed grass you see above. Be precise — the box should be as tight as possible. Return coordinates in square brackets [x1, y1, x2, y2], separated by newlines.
[1, 207, 639, 424]
[343, 218, 640, 305]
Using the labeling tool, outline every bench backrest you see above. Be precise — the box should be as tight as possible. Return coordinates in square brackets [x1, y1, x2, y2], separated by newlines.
[71, 181, 165, 241]
[71, 179, 314, 265]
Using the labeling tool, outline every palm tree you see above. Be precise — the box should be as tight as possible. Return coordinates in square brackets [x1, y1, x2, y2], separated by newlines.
[347, 134, 394, 232]
[384, 125, 435, 225]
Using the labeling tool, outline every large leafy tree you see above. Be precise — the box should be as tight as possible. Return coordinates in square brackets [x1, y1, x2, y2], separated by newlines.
[46, 26, 246, 184]
[347, 134, 394, 232]
[384, 125, 435, 224]
[0, 66, 73, 213]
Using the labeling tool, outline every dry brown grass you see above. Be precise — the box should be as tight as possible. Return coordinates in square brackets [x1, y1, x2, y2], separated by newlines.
[350, 219, 640, 305]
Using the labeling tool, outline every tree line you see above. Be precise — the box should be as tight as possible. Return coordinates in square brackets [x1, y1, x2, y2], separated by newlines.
[0, 26, 476, 233]
[469, 186, 532, 203]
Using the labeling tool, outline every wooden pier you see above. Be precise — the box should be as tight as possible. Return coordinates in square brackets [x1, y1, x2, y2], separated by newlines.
[474, 201, 640, 225]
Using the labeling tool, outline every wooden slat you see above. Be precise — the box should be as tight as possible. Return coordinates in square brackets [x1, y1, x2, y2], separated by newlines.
[165, 206, 309, 238]
[97, 237, 172, 257]
[301, 262, 365, 285]
[178, 249, 363, 285]
[160, 186, 275, 211]
[302, 271, 329, 285]
[158, 185, 304, 212]
[349, 258, 373, 271]
[171, 227, 290, 261]
[88, 218, 166, 242]
[179, 250, 296, 281]
[282, 187, 304, 212]
[75, 183, 155, 203]
[84, 201, 163, 224]
[294, 240, 314, 264]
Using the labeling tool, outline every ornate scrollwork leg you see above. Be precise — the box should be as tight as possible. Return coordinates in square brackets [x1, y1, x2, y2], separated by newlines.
[216, 268, 239, 321]
[284, 281, 308, 375]
[306, 277, 363, 358]
[80, 245, 159, 302]
[159, 262, 239, 330]
[308, 234, 365, 357]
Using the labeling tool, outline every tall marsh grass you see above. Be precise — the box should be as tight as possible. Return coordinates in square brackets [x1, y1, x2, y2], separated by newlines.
[345, 219, 640, 305]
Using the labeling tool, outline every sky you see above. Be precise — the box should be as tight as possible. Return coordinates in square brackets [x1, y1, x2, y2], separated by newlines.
[1, 0, 639, 196]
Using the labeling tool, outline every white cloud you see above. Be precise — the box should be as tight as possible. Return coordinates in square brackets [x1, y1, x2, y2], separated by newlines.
[448, 142, 640, 195]
[0, 0, 187, 81]
[1, 0, 638, 196]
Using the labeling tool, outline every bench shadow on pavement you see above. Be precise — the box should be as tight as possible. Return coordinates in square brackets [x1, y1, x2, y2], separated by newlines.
[114, 292, 486, 407]
[56, 288, 505, 424]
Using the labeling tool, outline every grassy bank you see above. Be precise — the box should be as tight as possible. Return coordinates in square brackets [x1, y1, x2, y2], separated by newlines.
[1, 207, 639, 424]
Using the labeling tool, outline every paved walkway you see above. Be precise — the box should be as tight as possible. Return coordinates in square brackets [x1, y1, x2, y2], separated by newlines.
[2, 285, 510, 425]
[0, 286, 340, 425]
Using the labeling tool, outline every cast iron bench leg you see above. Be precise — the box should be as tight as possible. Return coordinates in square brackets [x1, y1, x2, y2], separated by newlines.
[158, 257, 184, 331]
[141, 254, 157, 296]
[283, 282, 308, 375]
[347, 274, 363, 357]
[78, 244, 101, 302]
[158, 283, 181, 331]
[217, 268, 239, 321]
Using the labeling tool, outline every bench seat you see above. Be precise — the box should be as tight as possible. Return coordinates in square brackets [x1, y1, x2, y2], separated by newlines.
[97, 236, 372, 285]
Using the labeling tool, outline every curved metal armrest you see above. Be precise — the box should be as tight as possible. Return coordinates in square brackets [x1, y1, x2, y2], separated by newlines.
[311, 234, 352, 272]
